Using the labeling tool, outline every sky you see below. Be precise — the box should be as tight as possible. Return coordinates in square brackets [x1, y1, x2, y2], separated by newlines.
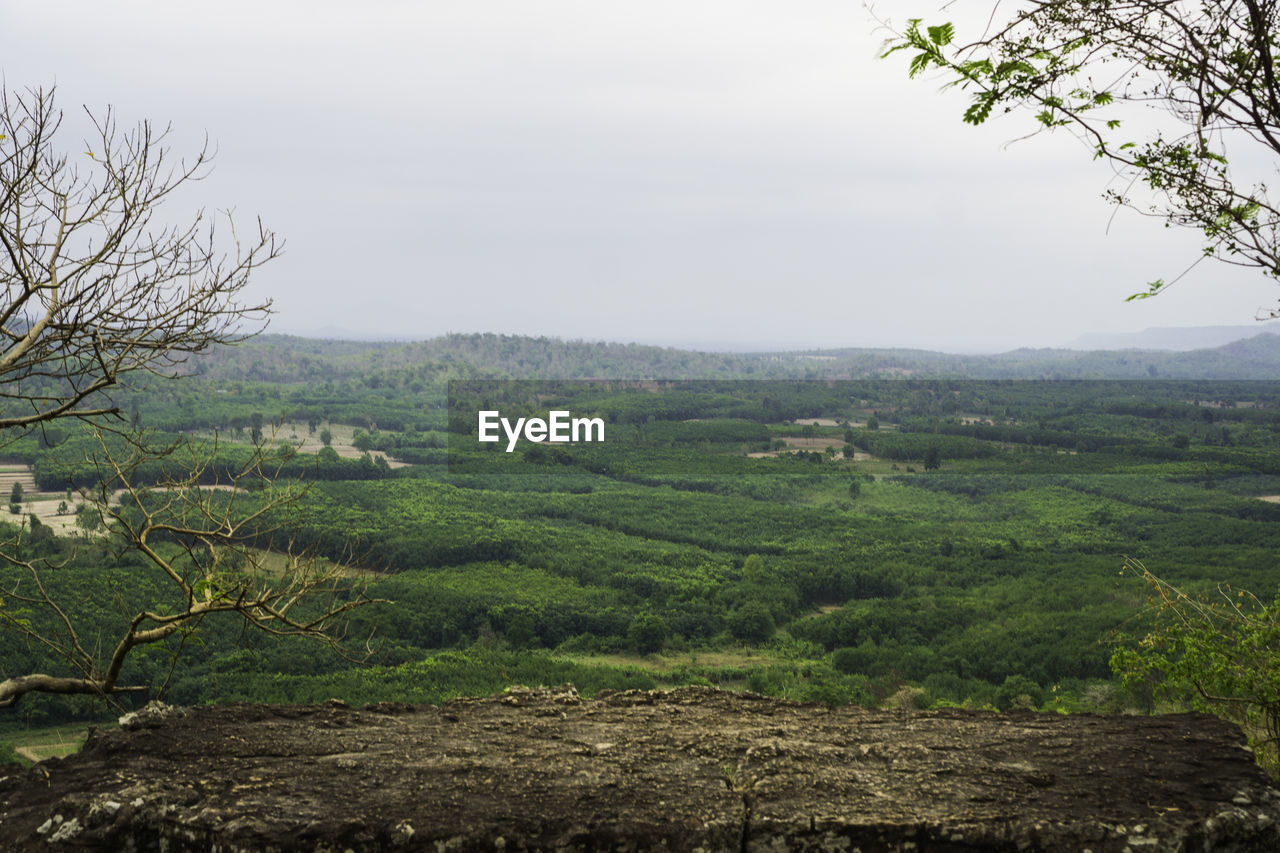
[4, 1, 1279, 353]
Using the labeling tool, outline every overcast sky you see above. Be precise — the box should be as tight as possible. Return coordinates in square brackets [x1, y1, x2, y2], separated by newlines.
[4, 1, 1278, 352]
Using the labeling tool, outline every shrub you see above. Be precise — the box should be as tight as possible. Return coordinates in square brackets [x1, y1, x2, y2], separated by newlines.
[627, 612, 669, 655]
[728, 601, 775, 643]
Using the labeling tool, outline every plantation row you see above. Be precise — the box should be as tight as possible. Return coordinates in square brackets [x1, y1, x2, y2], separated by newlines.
[4, 376, 1280, 727]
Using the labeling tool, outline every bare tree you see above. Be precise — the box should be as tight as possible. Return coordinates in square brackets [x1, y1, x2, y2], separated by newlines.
[0, 85, 277, 433]
[0, 428, 375, 708]
[0, 86, 376, 710]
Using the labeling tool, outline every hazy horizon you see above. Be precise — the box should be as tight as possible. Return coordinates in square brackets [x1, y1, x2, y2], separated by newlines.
[6, 2, 1280, 352]
[268, 320, 1280, 356]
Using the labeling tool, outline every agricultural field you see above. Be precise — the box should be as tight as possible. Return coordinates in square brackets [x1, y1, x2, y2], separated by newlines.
[0, 722, 90, 765]
[3, 342, 1280, 744]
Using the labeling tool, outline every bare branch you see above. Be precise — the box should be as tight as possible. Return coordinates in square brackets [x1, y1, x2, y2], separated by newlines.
[0, 86, 380, 713]
[0, 85, 280, 437]
[0, 428, 384, 710]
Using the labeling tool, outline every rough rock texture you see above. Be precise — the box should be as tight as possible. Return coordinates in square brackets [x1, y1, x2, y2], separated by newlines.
[1, 686, 1278, 851]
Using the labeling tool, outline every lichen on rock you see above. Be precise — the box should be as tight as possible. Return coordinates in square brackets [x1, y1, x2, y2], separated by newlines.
[1, 687, 1278, 851]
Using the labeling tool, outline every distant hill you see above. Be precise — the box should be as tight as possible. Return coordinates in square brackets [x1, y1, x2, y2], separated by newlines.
[186, 329, 1280, 382]
[1065, 325, 1280, 351]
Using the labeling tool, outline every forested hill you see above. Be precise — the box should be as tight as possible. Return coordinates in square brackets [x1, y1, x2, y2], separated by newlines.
[188, 330, 1280, 383]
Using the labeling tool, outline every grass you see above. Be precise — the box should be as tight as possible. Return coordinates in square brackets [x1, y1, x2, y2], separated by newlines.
[0, 721, 97, 765]
[247, 546, 380, 581]
[560, 649, 777, 670]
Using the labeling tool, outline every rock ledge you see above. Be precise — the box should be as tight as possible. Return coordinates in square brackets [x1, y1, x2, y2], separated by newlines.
[1, 686, 1278, 851]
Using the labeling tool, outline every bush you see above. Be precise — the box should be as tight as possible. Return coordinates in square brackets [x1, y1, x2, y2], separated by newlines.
[627, 612, 669, 655]
[994, 674, 1044, 711]
[504, 612, 539, 649]
[728, 600, 775, 643]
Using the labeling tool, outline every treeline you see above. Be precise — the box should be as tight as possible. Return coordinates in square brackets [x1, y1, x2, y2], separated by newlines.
[185, 331, 1280, 383]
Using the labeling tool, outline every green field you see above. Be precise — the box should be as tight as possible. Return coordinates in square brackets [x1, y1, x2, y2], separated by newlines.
[3, 341, 1280, 766]
[0, 722, 91, 765]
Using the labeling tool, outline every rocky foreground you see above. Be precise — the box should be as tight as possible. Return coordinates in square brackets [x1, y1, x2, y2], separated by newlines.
[1, 686, 1278, 851]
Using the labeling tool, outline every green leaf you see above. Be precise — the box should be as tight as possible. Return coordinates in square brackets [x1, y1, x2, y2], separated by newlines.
[1125, 279, 1165, 301]
[993, 60, 1035, 81]
[926, 22, 955, 47]
[908, 52, 937, 78]
[964, 91, 996, 125]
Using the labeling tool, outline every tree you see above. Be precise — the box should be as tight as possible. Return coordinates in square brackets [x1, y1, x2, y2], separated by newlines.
[24, 513, 52, 547]
[7, 482, 21, 506]
[1, 86, 277, 433]
[0, 86, 375, 710]
[995, 674, 1045, 711]
[1111, 558, 1280, 776]
[883, 2, 1280, 310]
[742, 553, 767, 584]
[923, 444, 941, 471]
[72, 500, 102, 538]
[2, 429, 378, 708]
[627, 611, 669, 655]
[728, 600, 776, 643]
[504, 611, 539, 649]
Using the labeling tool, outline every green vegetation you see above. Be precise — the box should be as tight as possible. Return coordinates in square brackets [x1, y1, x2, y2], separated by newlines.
[0, 722, 92, 766]
[4, 335, 1280, 774]
[1112, 558, 1280, 776]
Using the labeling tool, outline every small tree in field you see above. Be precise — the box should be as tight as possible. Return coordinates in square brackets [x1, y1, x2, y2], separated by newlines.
[627, 612, 668, 655]
[0, 85, 376, 710]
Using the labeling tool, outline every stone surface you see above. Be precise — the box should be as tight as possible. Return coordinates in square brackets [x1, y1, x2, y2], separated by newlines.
[1, 686, 1278, 851]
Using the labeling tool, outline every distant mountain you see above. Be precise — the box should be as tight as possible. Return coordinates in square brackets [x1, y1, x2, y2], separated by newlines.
[187, 329, 1280, 383]
[1064, 325, 1280, 351]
